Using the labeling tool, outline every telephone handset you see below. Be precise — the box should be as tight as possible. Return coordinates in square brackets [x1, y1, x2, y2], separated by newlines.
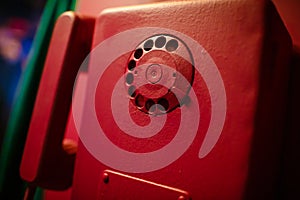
[20, 12, 95, 190]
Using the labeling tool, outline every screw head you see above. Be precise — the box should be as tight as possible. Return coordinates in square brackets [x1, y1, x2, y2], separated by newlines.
[178, 195, 188, 200]
[103, 172, 109, 184]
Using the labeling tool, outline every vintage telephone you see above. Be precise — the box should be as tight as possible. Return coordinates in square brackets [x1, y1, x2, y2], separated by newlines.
[20, 0, 292, 199]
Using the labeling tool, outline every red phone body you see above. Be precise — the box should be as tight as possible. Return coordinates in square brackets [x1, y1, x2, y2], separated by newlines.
[20, 0, 292, 199]
[72, 0, 291, 199]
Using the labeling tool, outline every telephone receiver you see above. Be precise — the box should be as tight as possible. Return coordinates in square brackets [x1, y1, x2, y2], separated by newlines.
[20, 0, 292, 199]
[20, 12, 95, 190]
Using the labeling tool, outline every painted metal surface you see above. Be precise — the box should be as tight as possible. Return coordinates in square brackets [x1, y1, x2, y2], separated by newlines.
[20, 0, 294, 199]
[71, 0, 292, 199]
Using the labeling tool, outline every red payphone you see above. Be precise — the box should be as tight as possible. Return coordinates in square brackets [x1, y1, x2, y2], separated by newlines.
[20, 0, 292, 199]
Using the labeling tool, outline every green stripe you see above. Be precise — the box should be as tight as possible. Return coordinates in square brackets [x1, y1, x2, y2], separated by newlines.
[0, 0, 76, 199]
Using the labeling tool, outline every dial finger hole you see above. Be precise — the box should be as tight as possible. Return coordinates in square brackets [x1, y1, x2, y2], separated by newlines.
[157, 98, 169, 112]
[145, 99, 156, 113]
[128, 85, 136, 97]
[155, 36, 166, 48]
[144, 40, 154, 51]
[128, 60, 136, 71]
[134, 48, 143, 59]
[135, 94, 145, 108]
[166, 39, 179, 52]
[126, 73, 134, 85]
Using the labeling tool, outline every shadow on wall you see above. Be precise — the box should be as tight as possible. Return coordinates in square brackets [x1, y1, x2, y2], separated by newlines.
[281, 48, 300, 200]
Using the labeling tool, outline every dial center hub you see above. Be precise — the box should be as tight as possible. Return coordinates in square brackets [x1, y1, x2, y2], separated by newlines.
[146, 64, 163, 84]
